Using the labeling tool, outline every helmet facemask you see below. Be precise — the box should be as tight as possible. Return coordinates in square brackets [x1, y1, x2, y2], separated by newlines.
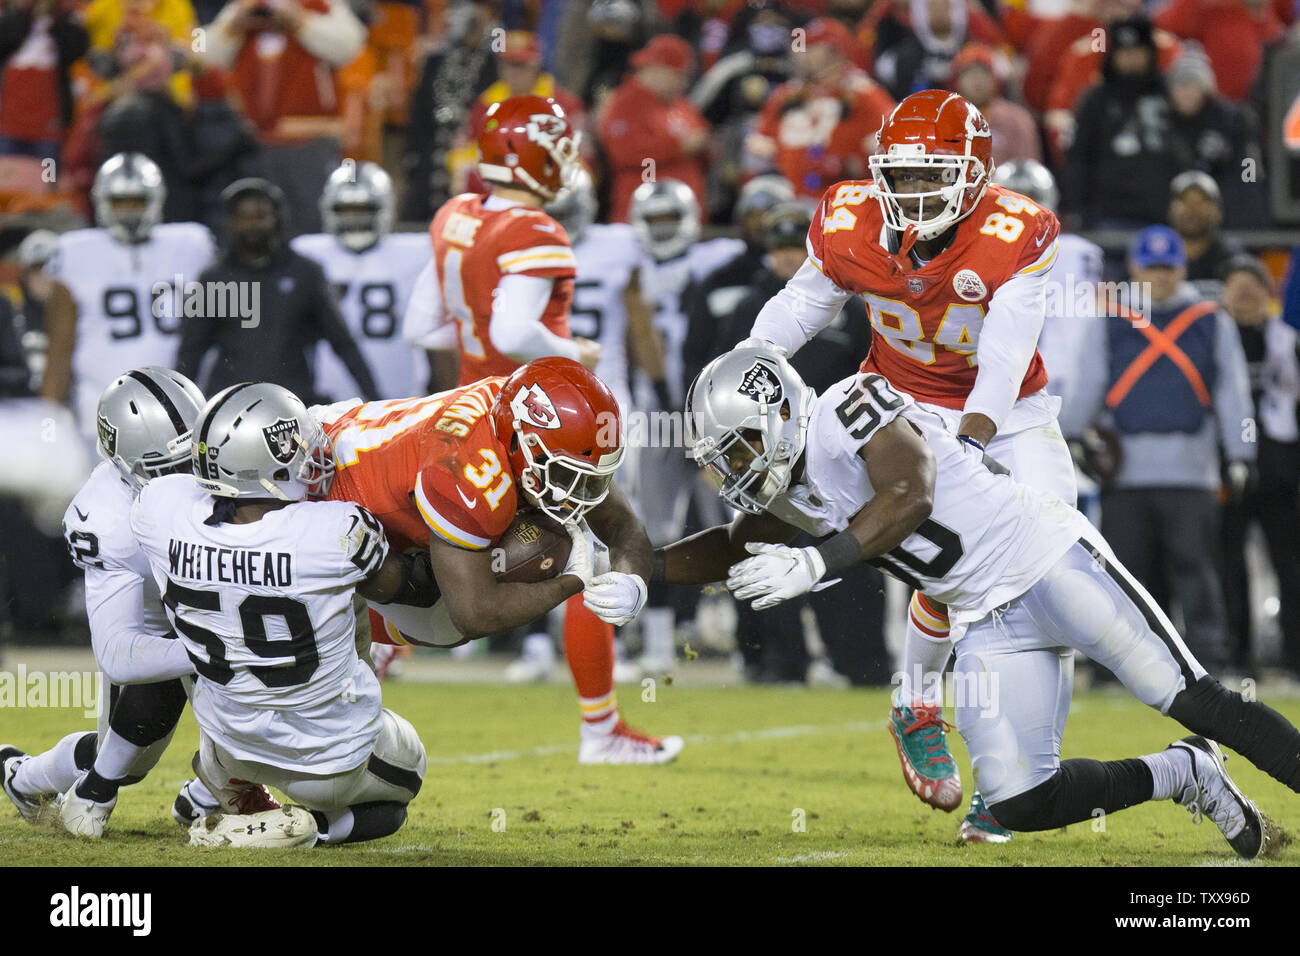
[101, 417, 193, 493]
[869, 145, 990, 241]
[693, 411, 799, 515]
[515, 428, 620, 526]
[328, 202, 384, 252]
[294, 418, 336, 500]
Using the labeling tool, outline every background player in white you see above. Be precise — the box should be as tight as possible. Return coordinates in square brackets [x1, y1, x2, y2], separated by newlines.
[1, 368, 277, 837]
[654, 348, 1300, 858]
[628, 178, 745, 675]
[133, 382, 432, 848]
[992, 160, 1105, 411]
[292, 162, 432, 402]
[40, 154, 215, 439]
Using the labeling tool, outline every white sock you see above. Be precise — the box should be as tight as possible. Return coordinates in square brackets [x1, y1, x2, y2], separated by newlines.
[13, 732, 91, 797]
[895, 594, 953, 707]
[1140, 750, 1193, 801]
[520, 632, 554, 663]
[315, 808, 354, 844]
[580, 712, 620, 737]
[640, 607, 674, 664]
[185, 778, 219, 813]
[93, 729, 146, 781]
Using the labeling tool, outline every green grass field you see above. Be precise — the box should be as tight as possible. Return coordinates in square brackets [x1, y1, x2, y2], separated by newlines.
[2, 681, 1298, 866]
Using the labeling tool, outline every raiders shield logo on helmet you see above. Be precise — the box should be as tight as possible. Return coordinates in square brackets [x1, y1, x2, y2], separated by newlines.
[97, 414, 118, 457]
[737, 361, 783, 405]
[261, 418, 300, 464]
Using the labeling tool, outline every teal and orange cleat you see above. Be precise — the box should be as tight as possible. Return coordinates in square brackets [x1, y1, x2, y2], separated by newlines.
[888, 701, 962, 811]
[957, 792, 1014, 843]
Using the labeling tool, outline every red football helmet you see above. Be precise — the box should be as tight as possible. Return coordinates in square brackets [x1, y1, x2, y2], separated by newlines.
[478, 95, 581, 201]
[868, 89, 994, 241]
[491, 357, 623, 525]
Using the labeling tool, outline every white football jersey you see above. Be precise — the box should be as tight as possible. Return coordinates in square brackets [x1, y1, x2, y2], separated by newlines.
[64, 460, 169, 642]
[131, 475, 389, 773]
[569, 223, 641, 411]
[291, 232, 431, 402]
[640, 237, 747, 405]
[765, 372, 1091, 628]
[47, 223, 215, 436]
[1038, 232, 1103, 402]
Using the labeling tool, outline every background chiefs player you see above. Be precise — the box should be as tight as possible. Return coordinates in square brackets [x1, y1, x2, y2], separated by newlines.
[744, 89, 1073, 840]
[401, 94, 681, 764]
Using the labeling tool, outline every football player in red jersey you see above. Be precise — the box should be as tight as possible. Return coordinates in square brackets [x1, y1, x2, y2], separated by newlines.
[399, 96, 679, 763]
[315, 358, 684, 764]
[404, 93, 600, 386]
[745, 90, 1078, 837]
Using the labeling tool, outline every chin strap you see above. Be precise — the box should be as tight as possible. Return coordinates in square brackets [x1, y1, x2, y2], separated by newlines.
[890, 225, 919, 276]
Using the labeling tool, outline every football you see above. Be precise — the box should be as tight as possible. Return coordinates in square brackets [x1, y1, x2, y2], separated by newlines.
[494, 508, 571, 583]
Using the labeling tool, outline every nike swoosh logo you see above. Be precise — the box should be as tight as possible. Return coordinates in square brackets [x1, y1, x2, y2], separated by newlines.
[456, 486, 478, 510]
[74, 506, 88, 521]
[533, 223, 558, 233]
[1035, 226, 1050, 248]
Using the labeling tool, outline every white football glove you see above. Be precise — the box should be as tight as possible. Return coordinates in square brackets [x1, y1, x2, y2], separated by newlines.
[583, 571, 648, 626]
[726, 542, 828, 610]
[735, 336, 789, 357]
[561, 521, 595, 587]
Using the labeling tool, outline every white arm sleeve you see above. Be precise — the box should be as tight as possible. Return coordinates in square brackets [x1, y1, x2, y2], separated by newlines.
[403, 259, 458, 349]
[749, 258, 853, 356]
[963, 241, 1057, 431]
[489, 273, 581, 363]
[294, 0, 367, 66]
[204, 1, 245, 70]
[84, 567, 193, 685]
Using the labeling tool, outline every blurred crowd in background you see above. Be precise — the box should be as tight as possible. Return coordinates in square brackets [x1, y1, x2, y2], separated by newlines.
[1, 0, 1300, 687]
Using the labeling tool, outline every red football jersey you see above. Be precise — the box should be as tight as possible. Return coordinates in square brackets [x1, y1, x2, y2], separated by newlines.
[808, 181, 1059, 410]
[323, 379, 518, 553]
[429, 193, 577, 385]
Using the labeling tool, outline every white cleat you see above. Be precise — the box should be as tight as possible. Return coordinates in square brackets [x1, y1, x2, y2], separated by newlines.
[578, 721, 685, 765]
[0, 746, 41, 823]
[188, 807, 319, 848]
[1168, 735, 1266, 859]
[58, 780, 116, 839]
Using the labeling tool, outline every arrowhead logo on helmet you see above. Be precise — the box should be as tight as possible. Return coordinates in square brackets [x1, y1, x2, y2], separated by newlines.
[511, 383, 562, 429]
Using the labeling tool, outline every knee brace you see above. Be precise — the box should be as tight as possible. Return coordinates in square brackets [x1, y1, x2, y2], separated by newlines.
[108, 678, 188, 747]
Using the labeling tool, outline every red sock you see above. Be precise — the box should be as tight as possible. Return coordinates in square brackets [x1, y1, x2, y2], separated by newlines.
[563, 594, 617, 727]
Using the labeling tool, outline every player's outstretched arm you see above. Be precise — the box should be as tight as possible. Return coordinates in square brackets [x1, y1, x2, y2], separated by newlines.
[585, 483, 652, 580]
[724, 418, 935, 611]
[657, 509, 798, 586]
[836, 416, 937, 563]
[425, 535, 584, 641]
